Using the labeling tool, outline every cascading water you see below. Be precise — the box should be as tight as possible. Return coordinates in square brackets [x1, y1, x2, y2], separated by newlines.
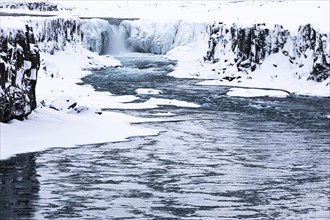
[107, 24, 131, 55]
[80, 19, 132, 55]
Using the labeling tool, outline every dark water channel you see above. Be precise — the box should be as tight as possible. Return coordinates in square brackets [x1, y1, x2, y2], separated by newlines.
[1, 53, 329, 219]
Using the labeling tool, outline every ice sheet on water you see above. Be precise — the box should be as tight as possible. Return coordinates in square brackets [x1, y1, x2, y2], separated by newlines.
[226, 88, 290, 98]
[135, 88, 163, 95]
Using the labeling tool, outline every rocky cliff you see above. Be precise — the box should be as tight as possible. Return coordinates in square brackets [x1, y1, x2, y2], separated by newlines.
[203, 22, 330, 82]
[0, 25, 40, 122]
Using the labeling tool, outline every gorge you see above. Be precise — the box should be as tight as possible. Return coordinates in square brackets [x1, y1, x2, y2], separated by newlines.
[0, 1, 329, 219]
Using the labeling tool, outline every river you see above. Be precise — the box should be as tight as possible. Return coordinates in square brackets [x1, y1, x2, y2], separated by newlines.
[1, 53, 329, 219]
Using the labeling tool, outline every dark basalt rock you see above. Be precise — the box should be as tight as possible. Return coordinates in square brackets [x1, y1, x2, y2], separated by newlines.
[204, 22, 330, 82]
[0, 26, 40, 122]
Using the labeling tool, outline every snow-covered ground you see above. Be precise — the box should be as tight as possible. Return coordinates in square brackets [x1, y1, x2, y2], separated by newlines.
[1, 0, 329, 160]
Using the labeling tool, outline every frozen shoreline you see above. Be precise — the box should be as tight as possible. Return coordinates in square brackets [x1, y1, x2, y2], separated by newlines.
[1, 0, 329, 160]
[0, 44, 151, 160]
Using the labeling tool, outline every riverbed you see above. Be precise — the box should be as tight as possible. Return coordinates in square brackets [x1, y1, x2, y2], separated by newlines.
[1, 53, 329, 219]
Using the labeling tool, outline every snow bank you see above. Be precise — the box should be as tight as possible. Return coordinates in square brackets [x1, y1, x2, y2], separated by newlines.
[0, 109, 159, 160]
[169, 23, 330, 97]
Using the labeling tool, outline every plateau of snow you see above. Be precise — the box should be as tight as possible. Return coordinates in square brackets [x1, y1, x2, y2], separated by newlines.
[1, 0, 329, 159]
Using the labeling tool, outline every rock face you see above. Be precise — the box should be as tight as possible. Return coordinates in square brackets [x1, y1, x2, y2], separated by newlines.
[30, 17, 81, 54]
[0, 17, 121, 123]
[0, 25, 40, 122]
[28, 17, 110, 55]
[203, 22, 330, 82]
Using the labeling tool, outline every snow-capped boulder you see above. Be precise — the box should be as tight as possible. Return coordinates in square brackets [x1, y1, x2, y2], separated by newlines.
[48, 95, 77, 111]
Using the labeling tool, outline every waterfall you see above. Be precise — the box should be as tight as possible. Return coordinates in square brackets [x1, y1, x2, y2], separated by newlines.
[108, 24, 130, 55]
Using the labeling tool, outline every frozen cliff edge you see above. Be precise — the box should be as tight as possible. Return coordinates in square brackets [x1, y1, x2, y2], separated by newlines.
[80, 18, 330, 97]
[0, 16, 121, 123]
[0, 16, 161, 160]
[204, 22, 330, 83]
[121, 20, 330, 96]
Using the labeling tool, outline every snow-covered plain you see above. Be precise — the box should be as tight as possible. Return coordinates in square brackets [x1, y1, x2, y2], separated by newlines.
[1, 0, 329, 159]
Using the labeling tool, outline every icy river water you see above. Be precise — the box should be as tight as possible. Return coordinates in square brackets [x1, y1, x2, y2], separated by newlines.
[1, 53, 329, 219]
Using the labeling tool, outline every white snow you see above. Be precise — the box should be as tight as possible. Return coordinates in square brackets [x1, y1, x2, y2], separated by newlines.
[47, 1, 330, 33]
[0, 109, 159, 160]
[196, 51, 330, 97]
[226, 88, 290, 98]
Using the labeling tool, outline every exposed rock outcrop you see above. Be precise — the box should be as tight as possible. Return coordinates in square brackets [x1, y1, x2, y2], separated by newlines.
[0, 25, 40, 122]
[27, 17, 111, 55]
[27, 17, 81, 54]
[204, 22, 330, 82]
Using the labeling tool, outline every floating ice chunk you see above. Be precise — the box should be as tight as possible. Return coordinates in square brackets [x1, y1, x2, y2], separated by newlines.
[135, 88, 163, 95]
[152, 112, 176, 116]
[226, 88, 290, 98]
[145, 98, 200, 108]
[109, 97, 200, 109]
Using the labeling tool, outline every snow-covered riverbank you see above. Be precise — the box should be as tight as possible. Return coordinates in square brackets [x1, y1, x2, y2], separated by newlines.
[0, 37, 161, 160]
[1, 0, 329, 160]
